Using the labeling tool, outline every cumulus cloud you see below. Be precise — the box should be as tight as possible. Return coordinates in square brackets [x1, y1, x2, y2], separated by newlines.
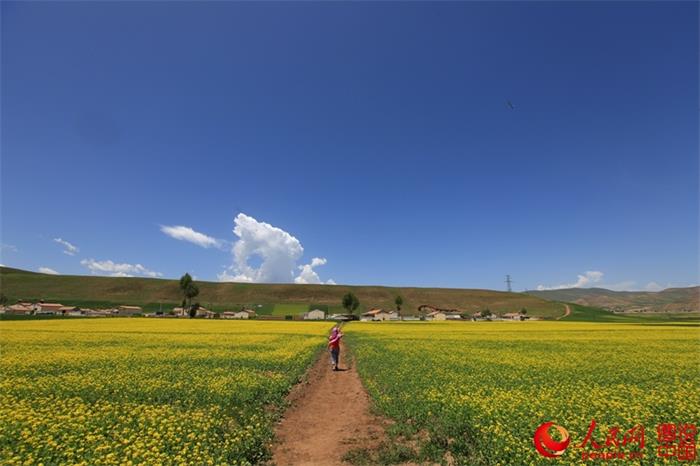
[217, 213, 334, 284]
[644, 281, 663, 292]
[160, 225, 224, 249]
[54, 238, 79, 256]
[38, 267, 59, 275]
[537, 270, 604, 291]
[81, 258, 162, 278]
[295, 257, 336, 285]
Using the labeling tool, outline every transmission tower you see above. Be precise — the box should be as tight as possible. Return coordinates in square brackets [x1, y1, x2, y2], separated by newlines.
[505, 275, 513, 292]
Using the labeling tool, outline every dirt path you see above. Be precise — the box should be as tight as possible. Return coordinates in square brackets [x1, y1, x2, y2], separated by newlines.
[556, 304, 571, 320]
[272, 341, 386, 466]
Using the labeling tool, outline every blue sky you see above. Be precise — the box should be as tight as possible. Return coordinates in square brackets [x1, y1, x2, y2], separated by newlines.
[1, 1, 697, 291]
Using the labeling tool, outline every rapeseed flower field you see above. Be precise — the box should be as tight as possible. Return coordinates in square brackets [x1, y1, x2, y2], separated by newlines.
[0, 319, 331, 465]
[346, 321, 700, 465]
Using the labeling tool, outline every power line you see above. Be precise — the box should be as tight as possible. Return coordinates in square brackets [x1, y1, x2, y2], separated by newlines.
[505, 275, 513, 292]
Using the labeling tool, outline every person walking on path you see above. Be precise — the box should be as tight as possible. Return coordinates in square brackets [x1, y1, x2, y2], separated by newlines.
[328, 325, 343, 371]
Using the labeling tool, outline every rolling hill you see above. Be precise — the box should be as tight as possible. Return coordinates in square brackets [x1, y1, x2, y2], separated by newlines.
[527, 286, 699, 313]
[0, 266, 567, 318]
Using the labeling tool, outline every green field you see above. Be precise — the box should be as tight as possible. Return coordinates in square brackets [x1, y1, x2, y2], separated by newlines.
[0, 266, 568, 318]
[271, 304, 309, 316]
[566, 303, 700, 323]
[346, 321, 700, 465]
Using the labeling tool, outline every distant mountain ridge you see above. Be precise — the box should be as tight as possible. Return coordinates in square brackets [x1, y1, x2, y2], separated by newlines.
[527, 286, 699, 312]
[0, 266, 566, 318]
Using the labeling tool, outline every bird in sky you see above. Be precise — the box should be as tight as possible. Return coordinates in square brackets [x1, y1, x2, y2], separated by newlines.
[506, 100, 515, 110]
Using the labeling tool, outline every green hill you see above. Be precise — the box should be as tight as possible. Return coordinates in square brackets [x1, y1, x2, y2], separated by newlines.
[527, 286, 699, 312]
[0, 266, 566, 318]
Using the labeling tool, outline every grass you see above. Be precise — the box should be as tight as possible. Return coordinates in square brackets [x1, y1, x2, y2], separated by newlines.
[564, 303, 700, 322]
[271, 304, 309, 316]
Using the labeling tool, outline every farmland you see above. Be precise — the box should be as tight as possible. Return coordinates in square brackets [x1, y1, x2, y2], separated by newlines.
[0, 319, 331, 465]
[2, 318, 698, 465]
[346, 321, 700, 465]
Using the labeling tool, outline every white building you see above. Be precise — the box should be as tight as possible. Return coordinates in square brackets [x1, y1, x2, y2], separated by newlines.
[303, 309, 326, 320]
[222, 309, 256, 319]
[361, 309, 399, 321]
[34, 303, 64, 315]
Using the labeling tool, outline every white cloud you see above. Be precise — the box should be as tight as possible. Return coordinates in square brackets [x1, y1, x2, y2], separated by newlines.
[54, 238, 79, 256]
[537, 270, 604, 291]
[535, 273, 681, 292]
[644, 281, 663, 292]
[218, 213, 334, 284]
[160, 225, 224, 249]
[38, 267, 59, 275]
[1, 243, 17, 252]
[80, 258, 162, 278]
[604, 280, 637, 291]
[295, 257, 335, 285]
[217, 269, 253, 282]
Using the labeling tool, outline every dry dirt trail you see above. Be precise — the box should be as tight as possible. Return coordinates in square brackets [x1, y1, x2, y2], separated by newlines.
[556, 304, 571, 320]
[272, 341, 386, 466]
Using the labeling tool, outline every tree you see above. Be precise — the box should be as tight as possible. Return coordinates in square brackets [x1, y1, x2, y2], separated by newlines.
[519, 307, 527, 315]
[342, 292, 360, 315]
[179, 273, 200, 317]
[481, 308, 492, 319]
[189, 302, 200, 319]
[394, 295, 403, 312]
[0, 293, 7, 306]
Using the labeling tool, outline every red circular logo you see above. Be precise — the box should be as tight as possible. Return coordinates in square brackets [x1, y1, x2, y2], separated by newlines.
[534, 422, 571, 458]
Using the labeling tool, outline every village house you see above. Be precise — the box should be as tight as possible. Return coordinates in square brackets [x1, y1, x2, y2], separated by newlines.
[328, 314, 356, 321]
[222, 309, 256, 319]
[360, 309, 398, 321]
[426, 310, 462, 321]
[303, 309, 326, 320]
[59, 306, 84, 316]
[116, 305, 142, 316]
[197, 308, 216, 318]
[502, 312, 529, 321]
[171, 306, 215, 318]
[34, 303, 64, 315]
[472, 311, 494, 321]
[426, 310, 446, 321]
[5, 303, 34, 315]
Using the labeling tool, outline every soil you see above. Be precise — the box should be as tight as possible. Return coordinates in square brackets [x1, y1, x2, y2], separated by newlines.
[556, 304, 572, 320]
[271, 341, 387, 466]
